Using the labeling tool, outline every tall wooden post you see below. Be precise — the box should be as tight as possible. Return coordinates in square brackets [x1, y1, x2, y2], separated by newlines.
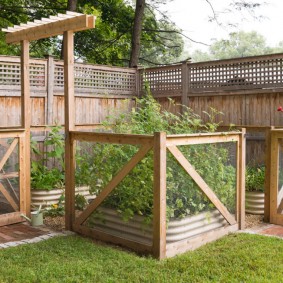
[64, 30, 76, 230]
[21, 40, 31, 216]
[153, 132, 167, 259]
[264, 126, 273, 222]
[238, 128, 246, 229]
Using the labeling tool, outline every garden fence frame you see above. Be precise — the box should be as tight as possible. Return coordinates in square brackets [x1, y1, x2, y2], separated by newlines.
[68, 130, 245, 259]
[0, 129, 27, 226]
[267, 129, 283, 226]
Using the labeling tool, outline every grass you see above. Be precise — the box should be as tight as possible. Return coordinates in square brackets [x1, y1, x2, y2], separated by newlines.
[0, 233, 282, 283]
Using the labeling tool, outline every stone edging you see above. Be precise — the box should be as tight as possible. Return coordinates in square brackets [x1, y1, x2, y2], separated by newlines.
[0, 230, 75, 249]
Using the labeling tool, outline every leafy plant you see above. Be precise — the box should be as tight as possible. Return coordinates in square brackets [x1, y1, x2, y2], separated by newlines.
[78, 93, 236, 224]
[245, 165, 265, 192]
[31, 125, 65, 190]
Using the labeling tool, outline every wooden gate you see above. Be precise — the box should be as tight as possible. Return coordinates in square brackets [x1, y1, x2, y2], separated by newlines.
[0, 130, 27, 226]
[269, 129, 283, 225]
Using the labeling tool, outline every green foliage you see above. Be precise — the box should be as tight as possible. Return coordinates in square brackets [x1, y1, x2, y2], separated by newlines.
[79, 94, 236, 223]
[191, 30, 283, 62]
[31, 125, 65, 190]
[44, 195, 65, 217]
[0, 0, 184, 66]
[75, 194, 88, 211]
[0, 234, 282, 282]
[245, 165, 265, 192]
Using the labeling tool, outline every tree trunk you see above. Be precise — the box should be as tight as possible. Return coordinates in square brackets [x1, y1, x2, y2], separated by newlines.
[60, 0, 77, 60]
[129, 0, 146, 68]
[67, 0, 77, 11]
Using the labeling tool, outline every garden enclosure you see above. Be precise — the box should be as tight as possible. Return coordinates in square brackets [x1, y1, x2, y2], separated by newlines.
[0, 26, 283, 257]
[70, 130, 245, 259]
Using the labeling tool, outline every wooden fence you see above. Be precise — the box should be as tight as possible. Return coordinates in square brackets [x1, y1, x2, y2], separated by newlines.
[68, 130, 245, 259]
[0, 55, 137, 128]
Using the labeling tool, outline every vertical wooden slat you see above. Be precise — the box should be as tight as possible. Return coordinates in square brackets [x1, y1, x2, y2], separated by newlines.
[64, 30, 75, 230]
[237, 128, 246, 229]
[264, 126, 273, 222]
[46, 55, 55, 125]
[181, 62, 188, 112]
[21, 40, 30, 216]
[153, 132, 167, 259]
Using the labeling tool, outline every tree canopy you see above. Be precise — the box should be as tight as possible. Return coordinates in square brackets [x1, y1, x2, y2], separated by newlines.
[0, 0, 184, 66]
[191, 31, 283, 62]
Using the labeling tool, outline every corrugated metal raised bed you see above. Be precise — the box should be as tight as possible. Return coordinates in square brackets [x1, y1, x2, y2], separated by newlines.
[89, 207, 227, 245]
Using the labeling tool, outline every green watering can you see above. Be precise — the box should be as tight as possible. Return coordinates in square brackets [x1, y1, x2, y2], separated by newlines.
[21, 205, 44, 226]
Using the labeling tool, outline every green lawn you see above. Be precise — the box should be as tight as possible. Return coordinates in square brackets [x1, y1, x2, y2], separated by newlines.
[0, 233, 282, 283]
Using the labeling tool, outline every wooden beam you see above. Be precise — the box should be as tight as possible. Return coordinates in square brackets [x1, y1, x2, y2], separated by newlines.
[64, 30, 75, 230]
[6, 14, 96, 44]
[166, 133, 240, 146]
[237, 128, 246, 229]
[71, 131, 154, 146]
[0, 212, 24, 227]
[75, 144, 152, 226]
[0, 183, 19, 211]
[167, 145, 236, 225]
[0, 138, 18, 171]
[21, 40, 30, 217]
[264, 127, 274, 222]
[269, 132, 279, 224]
[152, 132, 167, 260]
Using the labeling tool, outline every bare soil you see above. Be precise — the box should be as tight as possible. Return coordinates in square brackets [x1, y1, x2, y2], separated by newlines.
[43, 213, 264, 232]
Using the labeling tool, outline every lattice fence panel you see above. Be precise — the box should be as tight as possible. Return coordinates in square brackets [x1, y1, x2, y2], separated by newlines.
[141, 65, 182, 97]
[54, 63, 137, 96]
[188, 55, 283, 92]
[0, 60, 46, 90]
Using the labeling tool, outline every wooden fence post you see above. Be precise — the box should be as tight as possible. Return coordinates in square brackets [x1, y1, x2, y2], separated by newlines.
[153, 131, 167, 259]
[64, 30, 76, 230]
[45, 55, 55, 125]
[21, 39, 31, 217]
[238, 128, 246, 229]
[181, 61, 189, 113]
[264, 126, 274, 222]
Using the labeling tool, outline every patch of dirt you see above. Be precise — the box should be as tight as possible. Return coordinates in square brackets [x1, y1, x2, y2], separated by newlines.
[43, 213, 265, 232]
[245, 214, 264, 228]
[44, 216, 65, 231]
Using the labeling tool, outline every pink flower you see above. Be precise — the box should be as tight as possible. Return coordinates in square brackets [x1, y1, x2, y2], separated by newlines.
[277, 106, 283, 112]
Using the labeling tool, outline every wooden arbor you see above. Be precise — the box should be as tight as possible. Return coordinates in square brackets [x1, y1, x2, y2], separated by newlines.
[2, 11, 96, 225]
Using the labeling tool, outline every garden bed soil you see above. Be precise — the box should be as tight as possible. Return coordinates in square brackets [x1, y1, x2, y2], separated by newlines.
[43, 214, 264, 232]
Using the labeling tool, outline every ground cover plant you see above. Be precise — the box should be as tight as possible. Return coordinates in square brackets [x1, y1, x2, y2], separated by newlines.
[76, 94, 236, 224]
[0, 233, 282, 282]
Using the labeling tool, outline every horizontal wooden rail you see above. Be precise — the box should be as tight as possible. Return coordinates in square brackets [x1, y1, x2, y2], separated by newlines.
[70, 131, 154, 146]
[166, 132, 240, 146]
